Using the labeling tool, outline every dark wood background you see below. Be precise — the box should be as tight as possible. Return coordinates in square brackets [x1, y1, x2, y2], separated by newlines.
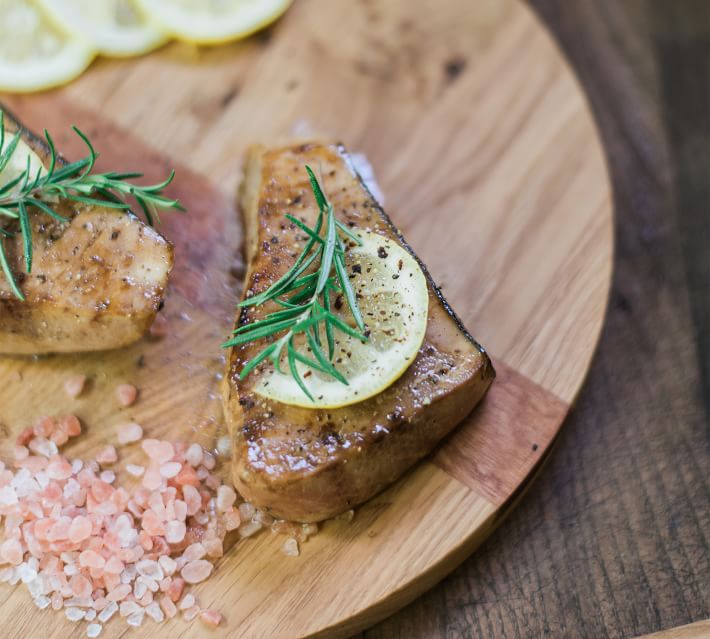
[359, 2, 710, 638]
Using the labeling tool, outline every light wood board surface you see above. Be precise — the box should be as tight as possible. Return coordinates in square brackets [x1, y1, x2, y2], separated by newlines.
[0, 0, 612, 637]
[634, 621, 710, 639]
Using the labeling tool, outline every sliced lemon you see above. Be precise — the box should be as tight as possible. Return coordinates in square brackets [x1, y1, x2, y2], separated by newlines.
[0, 129, 45, 192]
[255, 231, 430, 409]
[37, 0, 168, 58]
[0, 0, 94, 93]
[134, 0, 292, 45]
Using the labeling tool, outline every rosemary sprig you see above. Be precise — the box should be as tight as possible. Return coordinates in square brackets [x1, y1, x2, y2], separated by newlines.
[222, 166, 368, 401]
[0, 111, 183, 300]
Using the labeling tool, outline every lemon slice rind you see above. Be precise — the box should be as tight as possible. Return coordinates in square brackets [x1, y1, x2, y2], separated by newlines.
[0, 41, 94, 93]
[254, 231, 430, 409]
[133, 0, 292, 45]
[37, 0, 168, 58]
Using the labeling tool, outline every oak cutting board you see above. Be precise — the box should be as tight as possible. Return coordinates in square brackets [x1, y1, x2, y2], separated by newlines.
[0, 0, 613, 637]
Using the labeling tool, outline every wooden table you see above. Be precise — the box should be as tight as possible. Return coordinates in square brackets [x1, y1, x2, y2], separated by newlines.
[359, 2, 710, 638]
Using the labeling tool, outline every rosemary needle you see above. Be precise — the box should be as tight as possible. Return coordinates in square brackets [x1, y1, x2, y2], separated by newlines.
[0, 110, 183, 300]
[222, 166, 368, 401]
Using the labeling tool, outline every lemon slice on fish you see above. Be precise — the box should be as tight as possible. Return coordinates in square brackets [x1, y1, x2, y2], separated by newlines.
[37, 0, 167, 57]
[134, 0, 292, 45]
[0, 128, 45, 193]
[0, 0, 94, 93]
[255, 231, 430, 409]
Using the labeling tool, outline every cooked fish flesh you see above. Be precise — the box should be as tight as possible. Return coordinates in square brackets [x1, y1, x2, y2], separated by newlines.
[224, 142, 495, 522]
[0, 110, 173, 355]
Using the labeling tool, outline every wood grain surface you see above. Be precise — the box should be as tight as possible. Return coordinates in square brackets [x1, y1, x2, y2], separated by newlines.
[355, 2, 710, 638]
[0, 0, 616, 637]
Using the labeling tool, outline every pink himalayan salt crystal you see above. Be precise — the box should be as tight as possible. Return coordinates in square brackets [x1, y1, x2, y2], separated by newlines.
[33, 416, 55, 438]
[141, 509, 165, 536]
[216, 485, 236, 512]
[160, 462, 181, 479]
[182, 543, 206, 562]
[159, 595, 177, 618]
[223, 509, 241, 531]
[202, 452, 216, 470]
[185, 444, 203, 468]
[178, 592, 195, 611]
[138, 591, 153, 607]
[182, 485, 201, 516]
[47, 519, 71, 541]
[51, 591, 63, 610]
[181, 559, 213, 584]
[174, 464, 200, 487]
[203, 538, 224, 559]
[58, 415, 82, 437]
[141, 439, 174, 465]
[165, 521, 186, 544]
[91, 480, 114, 503]
[47, 459, 73, 481]
[158, 555, 176, 575]
[142, 469, 163, 491]
[173, 499, 187, 522]
[106, 583, 132, 602]
[13, 445, 29, 461]
[117, 422, 143, 444]
[50, 429, 69, 447]
[64, 375, 87, 399]
[0, 539, 23, 565]
[126, 464, 145, 477]
[70, 574, 92, 598]
[79, 550, 105, 570]
[115, 383, 138, 408]
[166, 577, 184, 603]
[200, 609, 223, 628]
[104, 556, 124, 575]
[96, 446, 117, 465]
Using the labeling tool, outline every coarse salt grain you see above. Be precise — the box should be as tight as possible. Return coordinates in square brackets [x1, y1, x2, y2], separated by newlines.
[64, 375, 87, 399]
[181, 559, 213, 584]
[145, 601, 165, 623]
[65, 607, 85, 622]
[96, 446, 117, 465]
[217, 485, 236, 512]
[126, 610, 144, 627]
[117, 422, 143, 444]
[126, 464, 145, 477]
[160, 596, 177, 618]
[160, 461, 181, 478]
[185, 443, 203, 467]
[282, 538, 300, 557]
[87, 623, 102, 638]
[178, 593, 195, 611]
[98, 601, 118, 623]
[115, 384, 138, 407]
[200, 609, 222, 628]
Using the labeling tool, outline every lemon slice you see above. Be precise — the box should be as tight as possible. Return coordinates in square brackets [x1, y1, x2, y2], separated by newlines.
[37, 0, 168, 57]
[134, 0, 292, 45]
[255, 231, 430, 409]
[0, 0, 94, 93]
[0, 129, 45, 192]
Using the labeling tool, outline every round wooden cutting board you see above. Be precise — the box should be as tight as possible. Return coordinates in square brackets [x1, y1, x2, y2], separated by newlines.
[0, 1, 612, 637]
